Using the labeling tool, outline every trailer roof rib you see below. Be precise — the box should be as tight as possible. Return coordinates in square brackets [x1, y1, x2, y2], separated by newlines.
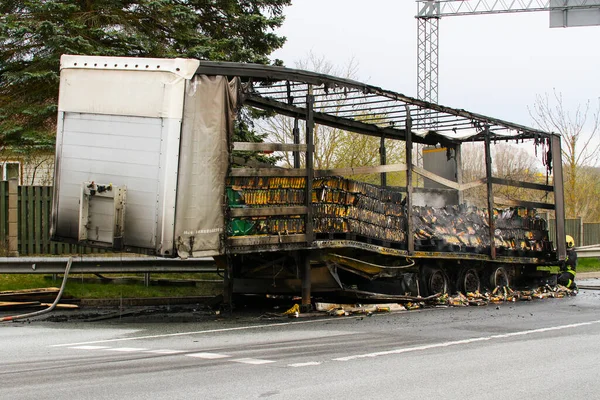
[195, 61, 556, 144]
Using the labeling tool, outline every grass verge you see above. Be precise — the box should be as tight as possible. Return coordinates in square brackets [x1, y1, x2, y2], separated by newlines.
[538, 257, 600, 274]
[0, 273, 223, 299]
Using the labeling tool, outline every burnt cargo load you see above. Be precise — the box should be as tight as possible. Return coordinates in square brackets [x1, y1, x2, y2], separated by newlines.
[51, 55, 567, 303]
[227, 176, 552, 257]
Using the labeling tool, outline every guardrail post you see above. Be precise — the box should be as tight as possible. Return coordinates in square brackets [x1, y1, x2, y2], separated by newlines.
[7, 178, 18, 257]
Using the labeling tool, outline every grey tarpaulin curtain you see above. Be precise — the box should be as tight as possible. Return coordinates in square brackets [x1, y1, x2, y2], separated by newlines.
[175, 75, 239, 258]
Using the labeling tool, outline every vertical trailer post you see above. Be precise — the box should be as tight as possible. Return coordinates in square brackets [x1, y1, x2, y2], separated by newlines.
[293, 118, 300, 169]
[484, 128, 496, 259]
[551, 134, 566, 261]
[305, 86, 315, 243]
[380, 135, 387, 187]
[455, 145, 464, 204]
[405, 107, 414, 254]
[301, 253, 311, 311]
[302, 86, 315, 308]
[215, 255, 233, 309]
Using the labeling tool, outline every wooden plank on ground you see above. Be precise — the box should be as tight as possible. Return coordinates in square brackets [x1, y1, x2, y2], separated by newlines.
[0, 301, 41, 310]
[40, 303, 80, 309]
[0, 287, 60, 302]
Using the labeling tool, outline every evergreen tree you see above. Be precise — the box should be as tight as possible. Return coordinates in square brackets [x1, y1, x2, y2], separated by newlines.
[0, 0, 291, 150]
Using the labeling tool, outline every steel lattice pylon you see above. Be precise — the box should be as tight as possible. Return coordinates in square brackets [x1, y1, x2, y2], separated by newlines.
[416, 17, 439, 115]
[415, 16, 439, 182]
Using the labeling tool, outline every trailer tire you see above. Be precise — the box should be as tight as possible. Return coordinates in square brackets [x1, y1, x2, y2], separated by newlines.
[489, 266, 510, 289]
[421, 267, 449, 296]
[457, 268, 480, 294]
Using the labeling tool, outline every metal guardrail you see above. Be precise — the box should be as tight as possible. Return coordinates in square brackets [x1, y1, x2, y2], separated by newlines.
[575, 245, 600, 258]
[0, 257, 218, 274]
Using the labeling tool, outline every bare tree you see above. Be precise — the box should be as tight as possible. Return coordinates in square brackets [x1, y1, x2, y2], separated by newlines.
[258, 52, 405, 183]
[461, 142, 545, 208]
[530, 90, 600, 219]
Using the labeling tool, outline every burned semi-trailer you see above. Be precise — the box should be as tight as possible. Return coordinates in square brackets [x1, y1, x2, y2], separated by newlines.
[51, 55, 566, 306]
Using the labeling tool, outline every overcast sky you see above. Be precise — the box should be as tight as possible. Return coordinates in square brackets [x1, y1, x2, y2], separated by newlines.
[271, 1, 600, 131]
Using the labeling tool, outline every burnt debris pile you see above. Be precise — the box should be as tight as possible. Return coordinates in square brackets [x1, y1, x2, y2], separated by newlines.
[226, 176, 552, 257]
[412, 205, 552, 255]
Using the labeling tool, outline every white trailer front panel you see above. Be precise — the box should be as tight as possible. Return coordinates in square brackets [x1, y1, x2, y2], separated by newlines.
[52, 55, 199, 256]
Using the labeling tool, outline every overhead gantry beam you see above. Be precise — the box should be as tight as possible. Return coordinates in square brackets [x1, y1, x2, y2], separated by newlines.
[417, 0, 600, 18]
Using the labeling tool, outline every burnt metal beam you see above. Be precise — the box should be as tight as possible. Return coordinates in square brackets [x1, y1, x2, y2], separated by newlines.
[229, 206, 308, 218]
[305, 87, 315, 244]
[413, 165, 460, 190]
[484, 130, 496, 259]
[314, 163, 407, 178]
[232, 142, 307, 152]
[493, 197, 555, 210]
[552, 135, 567, 261]
[293, 118, 301, 169]
[227, 234, 307, 247]
[455, 145, 464, 204]
[229, 167, 307, 177]
[405, 107, 415, 254]
[316, 97, 397, 109]
[301, 251, 311, 308]
[245, 94, 451, 146]
[490, 177, 554, 192]
[380, 135, 387, 187]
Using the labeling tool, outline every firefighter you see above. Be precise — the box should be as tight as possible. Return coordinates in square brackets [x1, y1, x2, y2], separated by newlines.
[558, 235, 577, 290]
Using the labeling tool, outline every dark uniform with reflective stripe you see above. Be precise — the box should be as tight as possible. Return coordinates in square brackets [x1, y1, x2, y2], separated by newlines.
[558, 248, 577, 289]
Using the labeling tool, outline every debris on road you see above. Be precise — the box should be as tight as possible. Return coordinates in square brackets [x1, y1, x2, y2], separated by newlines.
[308, 284, 577, 317]
[315, 302, 407, 316]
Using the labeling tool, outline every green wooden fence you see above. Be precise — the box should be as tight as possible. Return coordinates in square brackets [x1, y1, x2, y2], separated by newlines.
[0, 181, 110, 256]
[0, 181, 8, 250]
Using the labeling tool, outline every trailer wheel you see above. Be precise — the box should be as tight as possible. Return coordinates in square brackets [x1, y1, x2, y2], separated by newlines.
[489, 266, 510, 289]
[426, 268, 449, 295]
[457, 268, 480, 294]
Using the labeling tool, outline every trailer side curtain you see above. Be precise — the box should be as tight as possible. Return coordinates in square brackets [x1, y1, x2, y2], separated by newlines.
[175, 75, 238, 258]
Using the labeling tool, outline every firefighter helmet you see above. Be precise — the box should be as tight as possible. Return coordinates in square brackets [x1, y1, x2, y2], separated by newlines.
[566, 235, 575, 248]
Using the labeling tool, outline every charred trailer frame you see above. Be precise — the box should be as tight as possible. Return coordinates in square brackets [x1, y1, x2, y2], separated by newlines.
[51, 56, 566, 306]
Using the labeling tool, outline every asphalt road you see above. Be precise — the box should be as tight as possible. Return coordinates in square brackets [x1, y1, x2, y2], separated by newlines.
[2, 286, 600, 400]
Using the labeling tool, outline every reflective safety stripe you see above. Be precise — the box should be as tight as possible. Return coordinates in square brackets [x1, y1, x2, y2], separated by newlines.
[566, 269, 576, 278]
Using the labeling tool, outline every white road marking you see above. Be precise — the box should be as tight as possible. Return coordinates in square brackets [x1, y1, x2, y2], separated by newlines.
[230, 358, 276, 365]
[333, 319, 600, 362]
[50, 316, 358, 347]
[186, 352, 231, 359]
[144, 349, 186, 355]
[104, 347, 148, 352]
[69, 345, 111, 350]
[288, 361, 322, 367]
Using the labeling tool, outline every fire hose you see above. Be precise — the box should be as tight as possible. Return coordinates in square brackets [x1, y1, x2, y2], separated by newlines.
[0, 257, 73, 322]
